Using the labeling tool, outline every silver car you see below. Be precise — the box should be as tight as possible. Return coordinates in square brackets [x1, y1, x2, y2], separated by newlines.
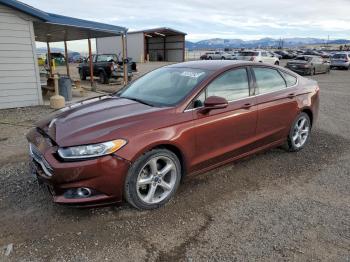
[330, 53, 350, 70]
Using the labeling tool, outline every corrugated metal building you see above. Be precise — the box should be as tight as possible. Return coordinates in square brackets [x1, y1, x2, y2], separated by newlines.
[96, 28, 186, 63]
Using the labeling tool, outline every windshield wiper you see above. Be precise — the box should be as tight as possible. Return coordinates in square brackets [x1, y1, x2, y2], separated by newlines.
[122, 96, 154, 107]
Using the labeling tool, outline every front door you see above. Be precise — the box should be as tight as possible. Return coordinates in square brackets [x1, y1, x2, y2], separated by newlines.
[191, 67, 258, 172]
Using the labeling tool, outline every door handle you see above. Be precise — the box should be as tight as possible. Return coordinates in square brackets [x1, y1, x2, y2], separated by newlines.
[287, 93, 296, 99]
[242, 103, 252, 109]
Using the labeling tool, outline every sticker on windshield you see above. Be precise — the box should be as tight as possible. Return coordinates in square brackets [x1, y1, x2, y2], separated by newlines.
[180, 71, 205, 78]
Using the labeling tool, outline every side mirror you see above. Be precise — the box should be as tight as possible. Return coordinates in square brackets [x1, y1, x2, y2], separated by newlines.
[199, 96, 228, 113]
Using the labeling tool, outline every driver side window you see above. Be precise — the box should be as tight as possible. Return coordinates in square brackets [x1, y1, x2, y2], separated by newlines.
[190, 68, 250, 109]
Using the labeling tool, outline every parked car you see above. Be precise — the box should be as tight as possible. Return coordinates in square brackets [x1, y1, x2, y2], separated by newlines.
[47, 52, 66, 66]
[303, 50, 321, 56]
[27, 60, 319, 209]
[286, 55, 330, 75]
[78, 54, 134, 84]
[236, 50, 279, 65]
[317, 51, 330, 59]
[268, 51, 282, 59]
[330, 53, 350, 70]
[200, 51, 232, 60]
[274, 50, 294, 59]
[70, 54, 84, 63]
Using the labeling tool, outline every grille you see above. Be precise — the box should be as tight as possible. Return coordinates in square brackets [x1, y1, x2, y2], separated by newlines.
[29, 143, 53, 177]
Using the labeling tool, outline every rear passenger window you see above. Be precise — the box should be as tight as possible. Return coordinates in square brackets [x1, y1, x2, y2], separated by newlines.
[253, 67, 286, 94]
[207, 68, 250, 101]
[281, 71, 297, 87]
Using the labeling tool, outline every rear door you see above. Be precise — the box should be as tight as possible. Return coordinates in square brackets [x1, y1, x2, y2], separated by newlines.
[252, 66, 299, 148]
[190, 67, 258, 172]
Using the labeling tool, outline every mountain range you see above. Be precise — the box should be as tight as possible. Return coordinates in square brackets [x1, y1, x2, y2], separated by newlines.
[185, 37, 350, 50]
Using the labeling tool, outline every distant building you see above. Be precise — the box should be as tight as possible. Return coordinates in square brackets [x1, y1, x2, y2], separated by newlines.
[96, 28, 186, 63]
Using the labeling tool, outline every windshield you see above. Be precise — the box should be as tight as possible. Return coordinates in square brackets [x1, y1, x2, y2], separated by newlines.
[332, 54, 347, 59]
[239, 52, 259, 56]
[295, 56, 312, 61]
[97, 54, 118, 62]
[117, 67, 210, 107]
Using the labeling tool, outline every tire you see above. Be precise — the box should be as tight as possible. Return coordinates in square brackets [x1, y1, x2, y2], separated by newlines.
[99, 71, 109, 84]
[286, 112, 311, 152]
[208, 57, 212, 60]
[274, 61, 279, 66]
[310, 68, 315, 76]
[79, 69, 86, 80]
[124, 149, 182, 210]
[221, 56, 225, 60]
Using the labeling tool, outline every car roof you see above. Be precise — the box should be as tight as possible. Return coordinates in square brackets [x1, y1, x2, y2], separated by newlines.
[166, 60, 266, 71]
[299, 55, 319, 58]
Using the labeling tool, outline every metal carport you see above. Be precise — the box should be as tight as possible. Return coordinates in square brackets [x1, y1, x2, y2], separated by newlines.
[0, 0, 128, 90]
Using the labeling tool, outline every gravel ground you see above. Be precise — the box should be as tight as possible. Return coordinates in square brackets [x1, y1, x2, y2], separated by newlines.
[0, 64, 349, 261]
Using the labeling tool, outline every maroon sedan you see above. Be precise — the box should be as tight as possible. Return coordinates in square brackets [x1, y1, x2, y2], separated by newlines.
[27, 61, 319, 209]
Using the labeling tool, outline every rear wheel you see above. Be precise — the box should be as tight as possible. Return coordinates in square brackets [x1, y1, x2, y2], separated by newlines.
[221, 56, 225, 60]
[99, 71, 109, 84]
[274, 61, 279, 65]
[208, 57, 212, 60]
[124, 149, 182, 210]
[286, 112, 311, 152]
[79, 69, 86, 80]
[310, 68, 315, 76]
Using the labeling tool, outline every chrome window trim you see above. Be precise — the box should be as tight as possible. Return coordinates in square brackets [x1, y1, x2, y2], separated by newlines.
[183, 75, 299, 113]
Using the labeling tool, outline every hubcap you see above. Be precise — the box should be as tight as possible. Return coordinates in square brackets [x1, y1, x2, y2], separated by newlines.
[136, 156, 177, 204]
[292, 116, 310, 148]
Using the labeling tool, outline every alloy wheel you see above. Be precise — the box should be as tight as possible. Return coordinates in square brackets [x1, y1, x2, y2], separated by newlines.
[136, 156, 177, 204]
[291, 116, 310, 148]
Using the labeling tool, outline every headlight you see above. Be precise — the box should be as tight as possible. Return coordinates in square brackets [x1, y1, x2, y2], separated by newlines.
[58, 139, 127, 160]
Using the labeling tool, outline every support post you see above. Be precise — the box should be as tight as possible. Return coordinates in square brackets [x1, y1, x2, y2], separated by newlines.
[64, 40, 70, 77]
[88, 38, 95, 91]
[46, 42, 52, 76]
[163, 36, 166, 61]
[121, 33, 128, 85]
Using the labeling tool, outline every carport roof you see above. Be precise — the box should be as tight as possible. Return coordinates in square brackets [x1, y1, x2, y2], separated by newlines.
[130, 27, 187, 36]
[0, 0, 127, 42]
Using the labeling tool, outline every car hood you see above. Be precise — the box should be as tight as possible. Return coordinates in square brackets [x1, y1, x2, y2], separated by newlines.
[36, 96, 169, 147]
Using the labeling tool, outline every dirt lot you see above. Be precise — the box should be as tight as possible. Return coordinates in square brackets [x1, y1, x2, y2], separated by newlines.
[54, 62, 173, 94]
[0, 62, 349, 261]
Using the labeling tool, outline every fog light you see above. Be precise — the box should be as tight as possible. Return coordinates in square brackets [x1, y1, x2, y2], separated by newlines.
[64, 187, 93, 199]
[77, 187, 91, 197]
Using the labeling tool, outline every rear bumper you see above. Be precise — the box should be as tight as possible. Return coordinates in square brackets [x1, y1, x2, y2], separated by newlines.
[330, 62, 349, 68]
[111, 70, 133, 78]
[285, 66, 310, 75]
[27, 128, 131, 206]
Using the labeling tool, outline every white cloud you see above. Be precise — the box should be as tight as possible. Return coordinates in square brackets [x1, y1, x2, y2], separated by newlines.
[23, 0, 349, 51]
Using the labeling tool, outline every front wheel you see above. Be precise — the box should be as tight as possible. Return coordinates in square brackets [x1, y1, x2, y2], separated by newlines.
[124, 149, 182, 210]
[286, 112, 311, 152]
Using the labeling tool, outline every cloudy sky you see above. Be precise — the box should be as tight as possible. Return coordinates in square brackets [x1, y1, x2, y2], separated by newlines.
[22, 0, 349, 52]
